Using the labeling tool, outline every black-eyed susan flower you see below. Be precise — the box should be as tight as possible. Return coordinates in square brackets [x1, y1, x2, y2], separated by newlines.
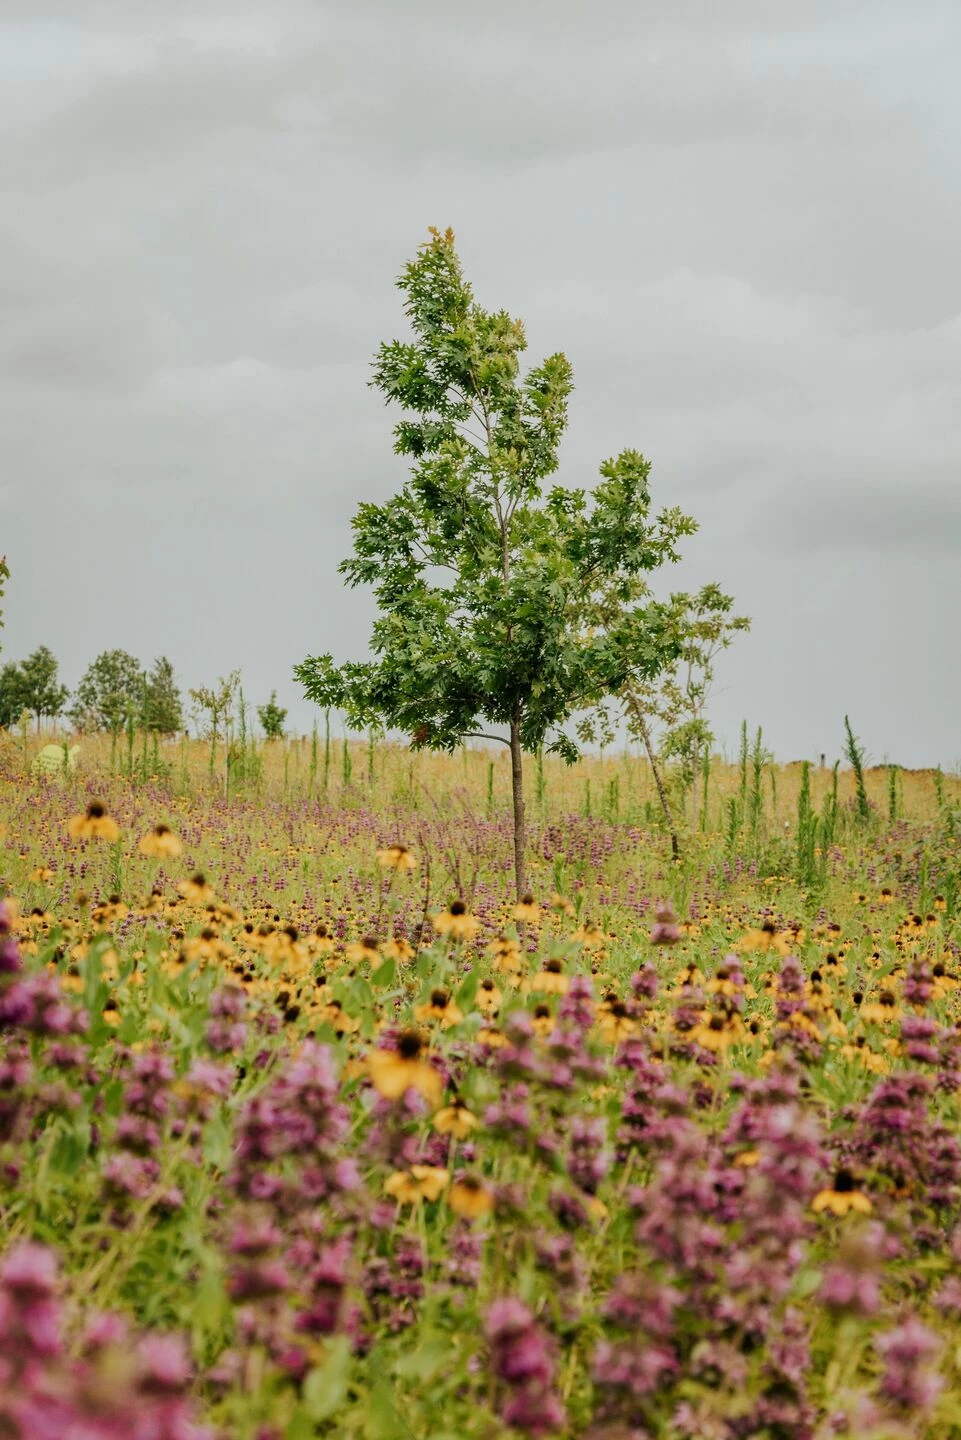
[551, 892, 575, 918]
[433, 1099, 479, 1139]
[595, 999, 636, 1045]
[66, 801, 119, 843]
[448, 1174, 494, 1219]
[477, 1026, 508, 1049]
[377, 843, 416, 871]
[383, 934, 415, 963]
[434, 899, 480, 942]
[314, 999, 360, 1037]
[860, 991, 901, 1025]
[513, 893, 541, 925]
[28, 867, 54, 883]
[812, 1170, 872, 1217]
[489, 935, 522, 975]
[346, 935, 382, 966]
[178, 873, 216, 906]
[530, 1003, 555, 1038]
[414, 989, 464, 1028]
[573, 921, 608, 950]
[384, 1165, 449, 1205]
[477, 978, 502, 1016]
[138, 823, 183, 859]
[738, 921, 791, 956]
[529, 957, 569, 996]
[367, 1029, 442, 1106]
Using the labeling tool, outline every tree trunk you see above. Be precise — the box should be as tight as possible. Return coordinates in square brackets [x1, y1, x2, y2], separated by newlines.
[509, 712, 527, 899]
[630, 699, 679, 861]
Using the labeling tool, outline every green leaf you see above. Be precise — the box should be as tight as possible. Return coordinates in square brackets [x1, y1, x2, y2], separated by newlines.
[302, 1334, 353, 1422]
[371, 956, 396, 987]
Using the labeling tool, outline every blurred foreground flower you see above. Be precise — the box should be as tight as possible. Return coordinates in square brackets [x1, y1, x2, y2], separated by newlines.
[66, 800, 119, 843]
[377, 843, 416, 871]
[434, 900, 480, 941]
[384, 1165, 449, 1204]
[138, 824, 183, 858]
[367, 1029, 442, 1106]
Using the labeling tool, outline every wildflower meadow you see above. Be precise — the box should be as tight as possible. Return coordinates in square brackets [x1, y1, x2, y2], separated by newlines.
[2, 731, 961, 1439]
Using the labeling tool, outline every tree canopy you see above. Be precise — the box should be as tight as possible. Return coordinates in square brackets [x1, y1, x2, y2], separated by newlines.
[297, 228, 697, 893]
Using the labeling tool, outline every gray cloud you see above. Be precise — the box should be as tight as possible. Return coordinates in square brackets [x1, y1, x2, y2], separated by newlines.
[3, 0, 960, 766]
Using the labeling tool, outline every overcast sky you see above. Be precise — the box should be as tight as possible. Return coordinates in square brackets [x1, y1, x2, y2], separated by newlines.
[4, 0, 960, 766]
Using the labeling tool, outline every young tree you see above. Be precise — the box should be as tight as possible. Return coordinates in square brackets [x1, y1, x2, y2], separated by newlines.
[17, 646, 69, 731]
[190, 671, 240, 777]
[296, 228, 695, 897]
[0, 661, 26, 730]
[70, 649, 143, 733]
[257, 691, 288, 740]
[582, 583, 750, 855]
[144, 656, 184, 735]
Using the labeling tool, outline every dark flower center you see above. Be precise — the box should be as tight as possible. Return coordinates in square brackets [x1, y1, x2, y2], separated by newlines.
[397, 1029, 423, 1059]
[449, 900, 466, 916]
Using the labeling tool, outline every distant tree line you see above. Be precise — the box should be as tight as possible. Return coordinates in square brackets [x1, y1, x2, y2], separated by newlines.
[0, 642, 288, 741]
[0, 647, 184, 734]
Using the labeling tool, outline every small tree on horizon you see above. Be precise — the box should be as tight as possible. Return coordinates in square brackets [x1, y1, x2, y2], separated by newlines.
[190, 671, 241, 778]
[296, 228, 696, 897]
[144, 656, 184, 735]
[257, 691, 288, 740]
[70, 649, 143, 733]
[17, 646, 69, 731]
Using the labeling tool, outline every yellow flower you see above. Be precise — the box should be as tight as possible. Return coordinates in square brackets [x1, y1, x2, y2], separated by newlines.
[490, 935, 523, 974]
[138, 824, 183, 858]
[529, 958, 569, 996]
[573, 922, 608, 950]
[178, 873, 216, 906]
[433, 900, 480, 942]
[476, 978, 502, 1016]
[595, 998, 635, 1045]
[812, 1172, 872, 1216]
[448, 1175, 494, 1219]
[384, 1165, 449, 1205]
[738, 923, 791, 956]
[66, 801, 120, 843]
[314, 1000, 360, 1036]
[530, 1003, 555, 1038]
[477, 1026, 508, 1048]
[513, 894, 541, 925]
[346, 936, 382, 966]
[377, 843, 416, 871]
[414, 989, 464, 1028]
[551, 892, 575, 918]
[860, 992, 901, 1025]
[693, 1014, 744, 1052]
[102, 999, 121, 1028]
[433, 1101, 479, 1139]
[383, 935, 415, 963]
[367, 1030, 442, 1106]
[309, 924, 336, 957]
[29, 867, 54, 883]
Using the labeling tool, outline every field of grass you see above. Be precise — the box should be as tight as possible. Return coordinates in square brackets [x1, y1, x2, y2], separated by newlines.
[2, 731, 961, 1438]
